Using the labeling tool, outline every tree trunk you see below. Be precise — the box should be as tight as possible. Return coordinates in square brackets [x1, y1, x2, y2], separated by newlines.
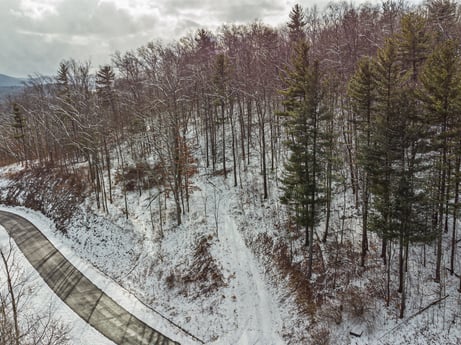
[221, 100, 227, 179]
[386, 242, 392, 307]
[260, 112, 268, 199]
[451, 154, 460, 275]
[229, 102, 238, 187]
[104, 138, 113, 204]
[1, 250, 20, 345]
[307, 224, 314, 280]
[398, 236, 404, 293]
[399, 244, 406, 319]
[361, 166, 370, 266]
[323, 159, 332, 243]
[436, 137, 448, 283]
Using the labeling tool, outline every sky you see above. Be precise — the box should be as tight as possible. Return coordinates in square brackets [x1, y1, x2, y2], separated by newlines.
[0, 0, 397, 78]
[0, 0, 299, 77]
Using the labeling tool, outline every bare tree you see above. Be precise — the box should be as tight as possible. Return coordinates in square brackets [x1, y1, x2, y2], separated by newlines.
[0, 240, 70, 345]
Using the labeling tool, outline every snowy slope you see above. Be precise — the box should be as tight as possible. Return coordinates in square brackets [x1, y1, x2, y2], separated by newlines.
[0, 207, 200, 345]
[0, 223, 115, 345]
[0, 144, 461, 345]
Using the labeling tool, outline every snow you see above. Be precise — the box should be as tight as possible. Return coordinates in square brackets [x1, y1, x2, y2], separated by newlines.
[0, 206, 199, 345]
[0, 223, 115, 345]
[0, 165, 288, 344]
[203, 182, 284, 345]
[0, 143, 461, 344]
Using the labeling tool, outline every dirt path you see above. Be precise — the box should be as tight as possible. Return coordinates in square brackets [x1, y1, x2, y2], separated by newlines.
[215, 187, 284, 345]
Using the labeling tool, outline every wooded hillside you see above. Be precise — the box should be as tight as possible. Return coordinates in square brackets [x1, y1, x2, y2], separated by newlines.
[1, 0, 461, 337]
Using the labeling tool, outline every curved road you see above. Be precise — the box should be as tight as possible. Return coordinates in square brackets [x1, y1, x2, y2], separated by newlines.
[0, 210, 180, 345]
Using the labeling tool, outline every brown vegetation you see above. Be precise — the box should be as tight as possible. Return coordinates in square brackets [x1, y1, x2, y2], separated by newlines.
[0, 167, 85, 232]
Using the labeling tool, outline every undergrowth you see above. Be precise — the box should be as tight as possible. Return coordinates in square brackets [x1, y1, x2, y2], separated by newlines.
[167, 235, 226, 298]
[0, 167, 85, 232]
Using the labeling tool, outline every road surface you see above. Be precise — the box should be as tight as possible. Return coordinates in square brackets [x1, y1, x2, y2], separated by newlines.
[0, 210, 180, 345]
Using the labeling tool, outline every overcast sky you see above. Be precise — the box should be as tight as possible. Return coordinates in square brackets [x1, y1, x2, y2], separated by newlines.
[1, 0, 393, 77]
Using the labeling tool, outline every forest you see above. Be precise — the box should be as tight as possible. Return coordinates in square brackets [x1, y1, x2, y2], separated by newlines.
[1, 0, 461, 343]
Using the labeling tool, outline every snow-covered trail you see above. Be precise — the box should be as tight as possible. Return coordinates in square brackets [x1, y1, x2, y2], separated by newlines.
[209, 181, 284, 345]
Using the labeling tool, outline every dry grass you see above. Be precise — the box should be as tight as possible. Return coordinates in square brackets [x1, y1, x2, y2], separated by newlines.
[254, 232, 318, 316]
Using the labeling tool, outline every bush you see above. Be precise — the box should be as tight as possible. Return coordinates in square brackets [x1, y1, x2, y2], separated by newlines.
[310, 326, 330, 345]
[115, 162, 164, 192]
[169, 235, 226, 298]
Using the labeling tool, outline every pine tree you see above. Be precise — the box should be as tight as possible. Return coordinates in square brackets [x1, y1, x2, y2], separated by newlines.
[56, 61, 70, 97]
[419, 39, 461, 283]
[96, 65, 116, 109]
[96, 65, 117, 205]
[397, 12, 431, 84]
[12, 103, 27, 167]
[288, 4, 307, 43]
[365, 39, 404, 265]
[279, 40, 330, 279]
[348, 57, 376, 267]
[365, 39, 434, 317]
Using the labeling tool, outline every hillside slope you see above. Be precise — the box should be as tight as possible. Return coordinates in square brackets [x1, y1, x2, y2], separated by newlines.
[0, 150, 460, 344]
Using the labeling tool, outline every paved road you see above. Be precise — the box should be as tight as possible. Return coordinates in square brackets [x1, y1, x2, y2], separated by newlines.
[0, 210, 180, 345]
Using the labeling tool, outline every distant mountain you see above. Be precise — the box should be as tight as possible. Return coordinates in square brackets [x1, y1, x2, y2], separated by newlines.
[0, 74, 26, 101]
[0, 74, 26, 87]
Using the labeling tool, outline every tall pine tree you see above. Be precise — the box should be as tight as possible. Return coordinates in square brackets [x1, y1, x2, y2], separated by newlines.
[349, 57, 376, 267]
[419, 39, 461, 283]
[279, 40, 330, 279]
[365, 38, 434, 317]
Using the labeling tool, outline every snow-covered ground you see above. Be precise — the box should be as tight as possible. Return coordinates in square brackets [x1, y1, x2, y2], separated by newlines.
[0, 206, 200, 345]
[0, 160, 290, 344]
[1, 144, 461, 344]
[0, 222, 115, 345]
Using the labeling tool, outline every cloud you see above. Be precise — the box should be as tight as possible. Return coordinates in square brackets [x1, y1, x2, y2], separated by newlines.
[159, 0, 286, 22]
[0, 0, 296, 77]
[0, 0, 162, 76]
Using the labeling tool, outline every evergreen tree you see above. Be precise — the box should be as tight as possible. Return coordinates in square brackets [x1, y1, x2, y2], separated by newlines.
[12, 103, 27, 167]
[365, 39, 404, 264]
[348, 57, 376, 267]
[397, 12, 432, 83]
[279, 40, 330, 279]
[365, 39, 434, 317]
[419, 39, 461, 283]
[96, 65, 117, 205]
[288, 4, 307, 43]
[56, 61, 70, 97]
[96, 65, 116, 109]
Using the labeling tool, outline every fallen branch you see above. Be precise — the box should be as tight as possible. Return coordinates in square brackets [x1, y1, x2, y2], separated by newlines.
[408, 295, 449, 319]
[378, 295, 449, 342]
[445, 267, 461, 279]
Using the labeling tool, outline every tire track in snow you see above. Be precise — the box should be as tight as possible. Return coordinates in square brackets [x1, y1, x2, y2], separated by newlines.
[217, 192, 285, 345]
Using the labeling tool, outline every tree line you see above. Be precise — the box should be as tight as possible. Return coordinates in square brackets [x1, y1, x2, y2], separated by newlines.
[1, 0, 461, 318]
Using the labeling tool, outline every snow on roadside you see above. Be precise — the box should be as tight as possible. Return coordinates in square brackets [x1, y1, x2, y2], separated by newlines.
[0, 158, 291, 344]
[0, 206, 200, 345]
[0, 223, 115, 345]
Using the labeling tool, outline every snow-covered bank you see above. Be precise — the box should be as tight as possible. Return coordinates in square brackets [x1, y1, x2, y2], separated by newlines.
[0, 206, 199, 345]
[0, 222, 114, 345]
